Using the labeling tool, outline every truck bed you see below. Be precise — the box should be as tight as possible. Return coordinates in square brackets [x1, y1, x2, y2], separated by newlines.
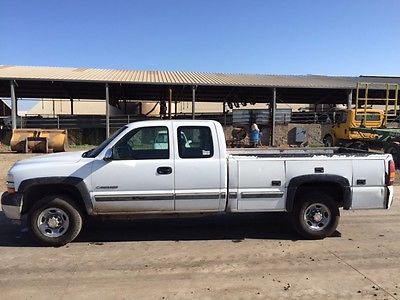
[227, 147, 391, 213]
[227, 147, 381, 158]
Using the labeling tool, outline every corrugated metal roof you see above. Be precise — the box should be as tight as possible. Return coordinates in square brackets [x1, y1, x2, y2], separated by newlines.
[0, 65, 399, 89]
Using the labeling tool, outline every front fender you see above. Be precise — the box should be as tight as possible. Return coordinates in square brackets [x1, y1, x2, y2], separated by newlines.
[18, 177, 93, 215]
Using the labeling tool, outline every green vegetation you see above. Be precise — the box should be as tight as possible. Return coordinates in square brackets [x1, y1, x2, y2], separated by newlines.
[68, 144, 96, 151]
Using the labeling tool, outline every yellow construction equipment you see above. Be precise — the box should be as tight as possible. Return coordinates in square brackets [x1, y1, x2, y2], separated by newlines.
[355, 82, 398, 127]
[323, 82, 400, 163]
[323, 108, 383, 147]
[10, 129, 67, 153]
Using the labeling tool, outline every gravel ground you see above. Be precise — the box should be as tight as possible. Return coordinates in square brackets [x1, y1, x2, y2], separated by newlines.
[0, 152, 399, 299]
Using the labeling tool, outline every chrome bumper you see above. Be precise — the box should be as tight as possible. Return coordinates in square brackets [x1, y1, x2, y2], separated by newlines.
[1, 192, 23, 220]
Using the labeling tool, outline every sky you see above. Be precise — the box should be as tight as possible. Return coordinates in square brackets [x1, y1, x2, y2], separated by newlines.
[1, 0, 399, 78]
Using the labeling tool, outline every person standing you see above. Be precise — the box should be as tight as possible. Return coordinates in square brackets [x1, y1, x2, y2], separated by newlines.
[250, 123, 262, 147]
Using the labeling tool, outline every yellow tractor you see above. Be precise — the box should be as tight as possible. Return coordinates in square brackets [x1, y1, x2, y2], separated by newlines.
[323, 82, 400, 163]
[323, 108, 383, 149]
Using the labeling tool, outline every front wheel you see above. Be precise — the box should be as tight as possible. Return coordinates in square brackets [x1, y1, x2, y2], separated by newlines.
[292, 192, 340, 239]
[28, 195, 83, 246]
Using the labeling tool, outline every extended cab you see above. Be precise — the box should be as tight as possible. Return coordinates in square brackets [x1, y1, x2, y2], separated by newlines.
[1, 120, 395, 246]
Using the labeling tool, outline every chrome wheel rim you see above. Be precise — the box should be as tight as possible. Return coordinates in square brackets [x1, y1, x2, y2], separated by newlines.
[303, 203, 331, 231]
[37, 207, 70, 238]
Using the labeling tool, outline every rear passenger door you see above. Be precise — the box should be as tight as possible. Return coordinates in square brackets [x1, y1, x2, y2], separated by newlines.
[173, 124, 223, 211]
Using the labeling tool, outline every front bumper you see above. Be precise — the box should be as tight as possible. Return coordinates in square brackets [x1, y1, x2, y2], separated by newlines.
[1, 192, 23, 220]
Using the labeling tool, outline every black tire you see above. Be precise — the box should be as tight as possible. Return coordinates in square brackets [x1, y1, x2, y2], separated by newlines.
[292, 192, 340, 239]
[28, 195, 83, 247]
[385, 142, 400, 166]
[323, 135, 334, 147]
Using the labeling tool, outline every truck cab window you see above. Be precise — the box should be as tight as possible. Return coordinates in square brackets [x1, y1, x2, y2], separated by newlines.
[355, 112, 381, 122]
[177, 126, 213, 159]
[335, 112, 347, 124]
[113, 126, 169, 160]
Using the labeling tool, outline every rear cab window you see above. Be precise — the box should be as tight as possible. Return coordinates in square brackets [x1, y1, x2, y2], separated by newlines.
[177, 126, 214, 159]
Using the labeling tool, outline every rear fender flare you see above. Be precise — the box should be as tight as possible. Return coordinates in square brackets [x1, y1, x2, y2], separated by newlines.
[286, 174, 351, 212]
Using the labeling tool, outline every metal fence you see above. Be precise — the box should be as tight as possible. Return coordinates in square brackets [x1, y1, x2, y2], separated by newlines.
[6, 110, 399, 130]
[233, 109, 292, 125]
[10, 113, 234, 130]
[12, 115, 139, 129]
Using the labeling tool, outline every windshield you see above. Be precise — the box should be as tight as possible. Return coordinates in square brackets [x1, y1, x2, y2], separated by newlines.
[83, 126, 128, 158]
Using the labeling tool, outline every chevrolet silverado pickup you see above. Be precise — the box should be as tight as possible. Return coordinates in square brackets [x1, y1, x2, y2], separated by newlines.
[1, 120, 395, 246]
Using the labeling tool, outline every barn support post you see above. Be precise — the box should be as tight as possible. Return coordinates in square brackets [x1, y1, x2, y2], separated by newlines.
[347, 90, 353, 108]
[192, 86, 196, 119]
[168, 88, 172, 119]
[70, 98, 74, 115]
[105, 83, 110, 138]
[174, 88, 178, 117]
[10, 80, 17, 130]
[223, 101, 227, 126]
[271, 87, 277, 146]
[52, 99, 56, 117]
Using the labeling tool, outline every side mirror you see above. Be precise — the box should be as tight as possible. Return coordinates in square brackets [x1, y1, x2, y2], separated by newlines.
[103, 148, 113, 161]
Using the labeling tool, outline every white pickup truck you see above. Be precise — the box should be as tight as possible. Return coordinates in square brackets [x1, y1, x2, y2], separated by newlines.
[1, 120, 395, 246]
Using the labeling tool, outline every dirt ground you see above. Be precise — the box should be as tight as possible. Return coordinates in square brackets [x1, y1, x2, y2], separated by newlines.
[0, 152, 399, 299]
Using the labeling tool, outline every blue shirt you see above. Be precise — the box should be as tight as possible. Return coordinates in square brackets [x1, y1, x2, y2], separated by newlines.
[250, 129, 261, 142]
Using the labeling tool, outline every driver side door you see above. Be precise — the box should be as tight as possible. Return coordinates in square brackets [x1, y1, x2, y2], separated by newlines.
[90, 125, 175, 213]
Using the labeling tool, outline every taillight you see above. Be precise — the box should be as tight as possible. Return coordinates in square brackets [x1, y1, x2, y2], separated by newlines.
[388, 160, 396, 186]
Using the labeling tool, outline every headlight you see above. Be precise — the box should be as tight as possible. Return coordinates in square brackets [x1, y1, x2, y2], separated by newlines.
[6, 173, 15, 193]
